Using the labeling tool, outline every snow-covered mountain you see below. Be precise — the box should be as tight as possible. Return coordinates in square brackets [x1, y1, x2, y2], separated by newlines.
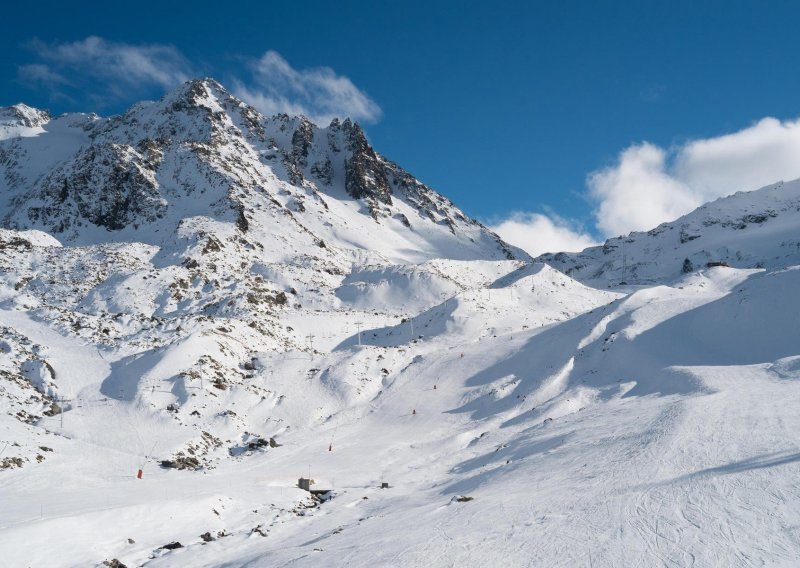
[0, 79, 523, 262]
[537, 178, 800, 286]
[3, 81, 800, 567]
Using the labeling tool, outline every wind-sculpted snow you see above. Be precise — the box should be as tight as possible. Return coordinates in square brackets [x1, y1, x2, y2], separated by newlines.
[335, 260, 524, 315]
[3, 82, 800, 565]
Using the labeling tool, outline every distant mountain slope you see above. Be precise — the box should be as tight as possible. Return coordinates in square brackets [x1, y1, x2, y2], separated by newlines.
[537, 179, 800, 286]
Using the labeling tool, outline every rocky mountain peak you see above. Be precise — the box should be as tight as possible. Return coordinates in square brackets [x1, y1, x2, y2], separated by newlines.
[0, 77, 526, 262]
[0, 104, 52, 141]
[163, 77, 231, 110]
[0, 103, 51, 128]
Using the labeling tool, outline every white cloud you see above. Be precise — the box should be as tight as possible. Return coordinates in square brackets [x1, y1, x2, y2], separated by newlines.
[588, 117, 800, 236]
[490, 212, 597, 256]
[232, 51, 382, 125]
[20, 36, 193, 102]
[588, 143, 699, 236]
[674, 117, 800, 195]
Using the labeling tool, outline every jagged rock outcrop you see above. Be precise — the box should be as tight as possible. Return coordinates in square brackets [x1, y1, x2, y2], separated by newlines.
[341, 119, 392, 206]
[32, 143, 165, 232]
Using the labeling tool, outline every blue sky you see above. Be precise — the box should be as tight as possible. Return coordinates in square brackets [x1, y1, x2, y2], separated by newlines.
[4, 0, 800, 254]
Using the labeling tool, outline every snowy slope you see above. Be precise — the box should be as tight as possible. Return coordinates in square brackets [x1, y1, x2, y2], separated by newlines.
[4, 258, 800, 567]
[3, 81, 800, 567]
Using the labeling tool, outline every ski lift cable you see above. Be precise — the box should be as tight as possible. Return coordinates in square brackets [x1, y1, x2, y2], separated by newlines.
[140, 440, 158, 471]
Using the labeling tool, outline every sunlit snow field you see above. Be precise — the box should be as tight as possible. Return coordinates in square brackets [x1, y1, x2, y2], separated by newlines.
[3, 264, 800, 566]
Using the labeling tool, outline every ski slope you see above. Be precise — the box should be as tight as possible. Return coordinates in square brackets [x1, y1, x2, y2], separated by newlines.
[3, 262, 800, 566]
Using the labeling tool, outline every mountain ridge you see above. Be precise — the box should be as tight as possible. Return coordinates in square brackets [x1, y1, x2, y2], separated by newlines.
[536, 178, 800, 286]
[0, 78, 525, 264]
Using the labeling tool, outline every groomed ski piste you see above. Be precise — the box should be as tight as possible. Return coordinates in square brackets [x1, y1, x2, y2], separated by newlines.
[3, 81, 800, 566]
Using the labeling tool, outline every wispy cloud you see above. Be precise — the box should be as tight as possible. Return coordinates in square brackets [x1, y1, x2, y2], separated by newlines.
[231, 50, 382, 125]
[20, 36, 193, 105]
[18, 63, 68, 87]
[17, 38, 381, 125]
[490, 212, 597, 257]
[588, 116, 800, 236]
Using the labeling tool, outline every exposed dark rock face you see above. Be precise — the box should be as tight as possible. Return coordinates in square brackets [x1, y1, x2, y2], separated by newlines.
[0, 235, 32, 251]
[30, 144, 165, 232]
[341, 119, 392, 205]
[160, 455, 201, 470]
[159, 542, 183, 550]
[0, 456, 25, 469]
[310, 158, 332, 185]
[279, 118, 316, 186]
[291, 118, 315, 168]
[247, 437, 270, 450]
